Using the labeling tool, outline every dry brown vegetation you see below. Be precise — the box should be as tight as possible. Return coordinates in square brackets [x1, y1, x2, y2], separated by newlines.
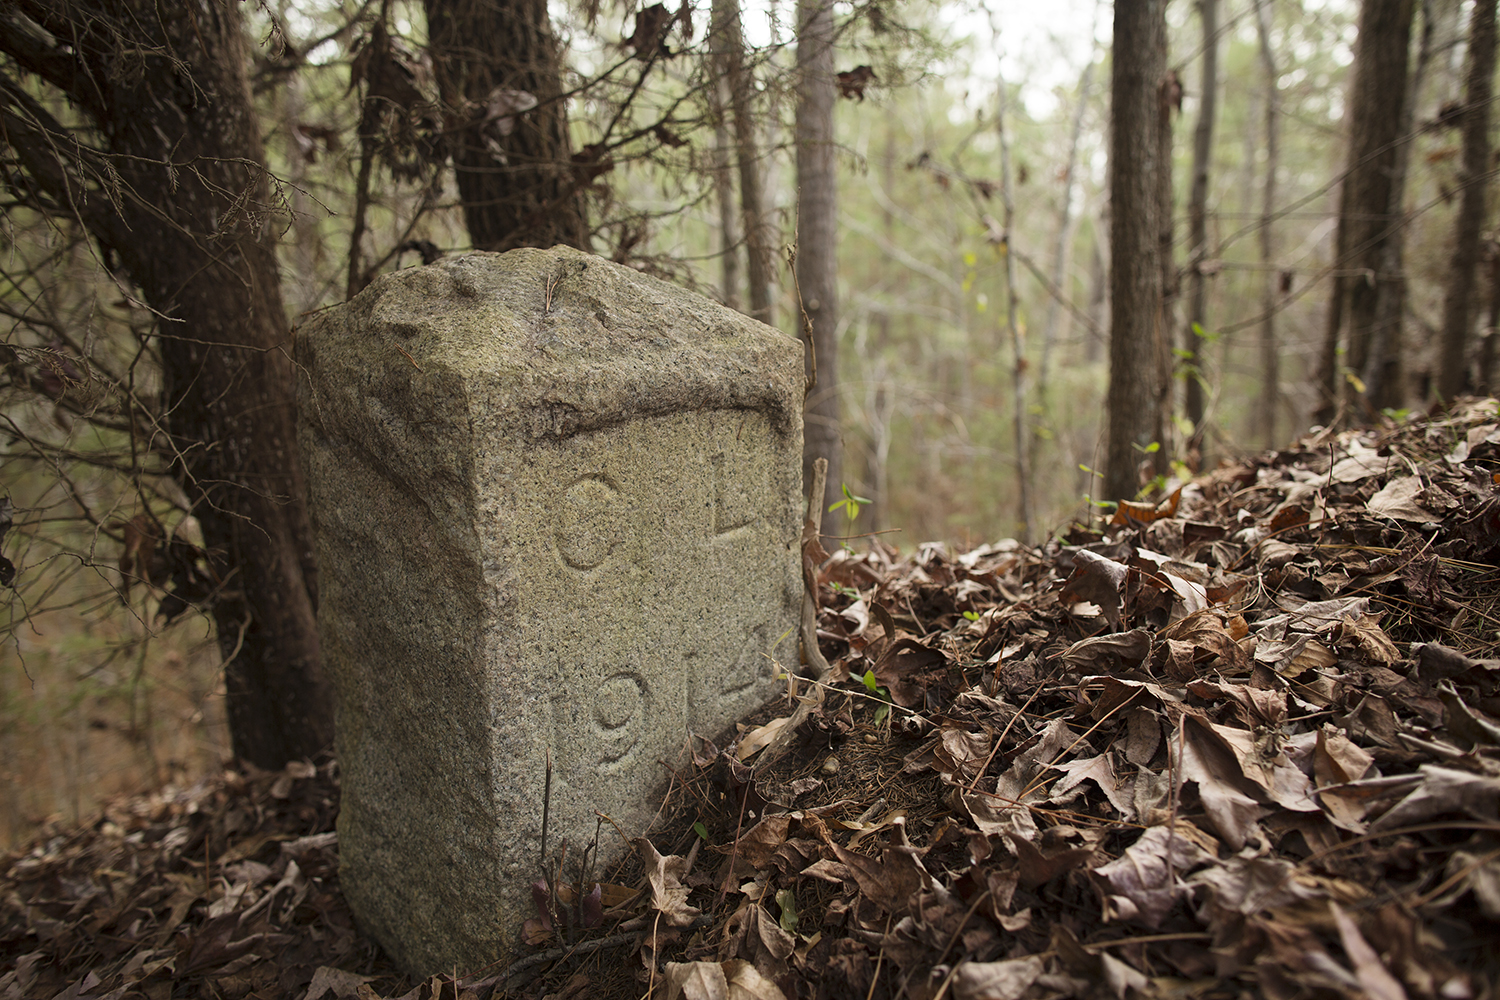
[5, 399, 1500, 1000]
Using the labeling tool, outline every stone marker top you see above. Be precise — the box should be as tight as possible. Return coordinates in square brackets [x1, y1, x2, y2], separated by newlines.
[318, 246, 800, 441]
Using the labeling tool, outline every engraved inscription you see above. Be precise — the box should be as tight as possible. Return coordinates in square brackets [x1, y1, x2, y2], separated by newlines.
[711, 452, 755, 537]
[593, 671, 646, 769]
[556, 475, 621, 570]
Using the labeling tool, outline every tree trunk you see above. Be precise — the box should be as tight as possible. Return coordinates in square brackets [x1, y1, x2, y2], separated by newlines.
[1158, 68, 1179, 449]
[1036, 5, 1102, 460]
[1317, 0, 1415, 422]
[795, 0, 841, 511]
[1437, 0, 1497, 400]
[0, 1, 333, 769]
[1104, 0, 1167, 503]
[713, 0, 776, 327]
[1183, 0, 1219, 458]
[1253, 0, 1281, 448]
[711, 79, 742, 311]
[995, 70, 1034, 541]
[424, 0, 589, 252]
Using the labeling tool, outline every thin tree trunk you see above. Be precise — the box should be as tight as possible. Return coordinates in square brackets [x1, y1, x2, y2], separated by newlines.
[996, 70, 1034, 541]
[1104, 0, 1167, 503]
[1364, 0, 1427, 411]
[424, 0, 588, 252]
[0, 0, 333, 769]
[1437, 0, 1497, 399]
[867, 127, 897, 532]
[1183, 0, 1219, 461]
[795, 0, 841, 510]
[1253, 0, 1281, 447]
[714, 0, 775, 326]
[711, 79, 742, 310]
[1319, 0, 1416, 423]
[1480, 245, 1500, 392]
[1036, 3, 1102, 458]
[1157, 67, 1180, 444]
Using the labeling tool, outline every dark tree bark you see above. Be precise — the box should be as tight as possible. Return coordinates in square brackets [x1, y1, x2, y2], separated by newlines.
[1316, 0, 1415, 422]
[0, 1, 332, 768]
[1103, 0, 1167, 503]
[995, 70, 1034, 540]
[1183, 0, 1219, 451]
[1437, 0, 1497, 400]
[1158, 66, 1180, 446]
[1482, 244, 1500, 393]
[1253, 0, 1281, 447]
[796, 0, 841, 511]
[714, 0, 776, 326]
[711, 82, 742, 310]
[424, 0, 589, 252]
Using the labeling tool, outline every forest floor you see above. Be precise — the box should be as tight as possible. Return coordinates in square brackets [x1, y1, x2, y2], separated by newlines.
[5, 399, 1500, 1000]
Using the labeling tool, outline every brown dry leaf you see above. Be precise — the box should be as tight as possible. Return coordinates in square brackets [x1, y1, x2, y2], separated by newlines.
[830, 833, 929, 916]
[1314, 726, 1374, 786]
[736, 717, 792, 760]
[1368, 476, 1438, 523]
[1330, 902, 1410, 1000]
[1186, 678, 1288, 728]
[1440, 850, 1500, 919]
[722, 959, 788, 1000]
[1340, 613, 1401, 665]
[1370, 765, 1500, 830]
[1111, 487, 1182, 525]
[1188, 854, 1324, 925]
[1438, 681, 1500, 747]
[932, 728, 990, 784]
[1176, 717, 1267, 849]
[1059, 550, 1129, 627]
[1047, 753, 1135, 820]
[662, 961, 728, 1000]
[733, 815, 792, 869]
[1092, 825, 1213, 928]
[1005, 828, 1097, 890]
[872, 637, 946, 708]
[1203, 721, 1318, 813]
[302, 966, 375, 1000]
[1061, 629, 1152, 671]
[635, 838, 701, 926]
[1160, 609, 1251, 673]
[950, 955, 1044, 1000]
[1049, 924, 1147, 999]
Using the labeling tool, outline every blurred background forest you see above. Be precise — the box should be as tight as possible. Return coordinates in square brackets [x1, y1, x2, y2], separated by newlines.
[2, 0, 1494, 849]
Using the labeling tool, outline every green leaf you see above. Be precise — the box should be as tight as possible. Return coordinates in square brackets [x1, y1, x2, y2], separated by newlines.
[963, 610, 979, 621]
[861, 669, 880, 694]
[693, 821, 709, 841]
[776, 888, 799, 933]
[874, 702, 891, 726]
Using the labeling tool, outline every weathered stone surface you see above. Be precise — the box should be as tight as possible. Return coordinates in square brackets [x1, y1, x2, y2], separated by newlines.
[296, 247, 803, 975]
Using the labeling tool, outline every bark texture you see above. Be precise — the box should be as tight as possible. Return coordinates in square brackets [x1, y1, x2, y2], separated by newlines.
[1437, 0, 1497, 399]
[1184, 0, 1219, 447]
[796, 0, 841, 510]
[425, 0, 589, 252]
[1253, 0, 1281, 447]
[1317, 0, 1415, 422]
[996, 72, 1034, 540]
[0, 1, 332, 767]
[713, 0, 776, 326]
[1103, 0, 1167, 503]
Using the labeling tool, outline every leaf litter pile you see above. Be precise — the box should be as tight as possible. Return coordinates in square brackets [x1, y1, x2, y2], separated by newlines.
[6, 400, 1500, 1000]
